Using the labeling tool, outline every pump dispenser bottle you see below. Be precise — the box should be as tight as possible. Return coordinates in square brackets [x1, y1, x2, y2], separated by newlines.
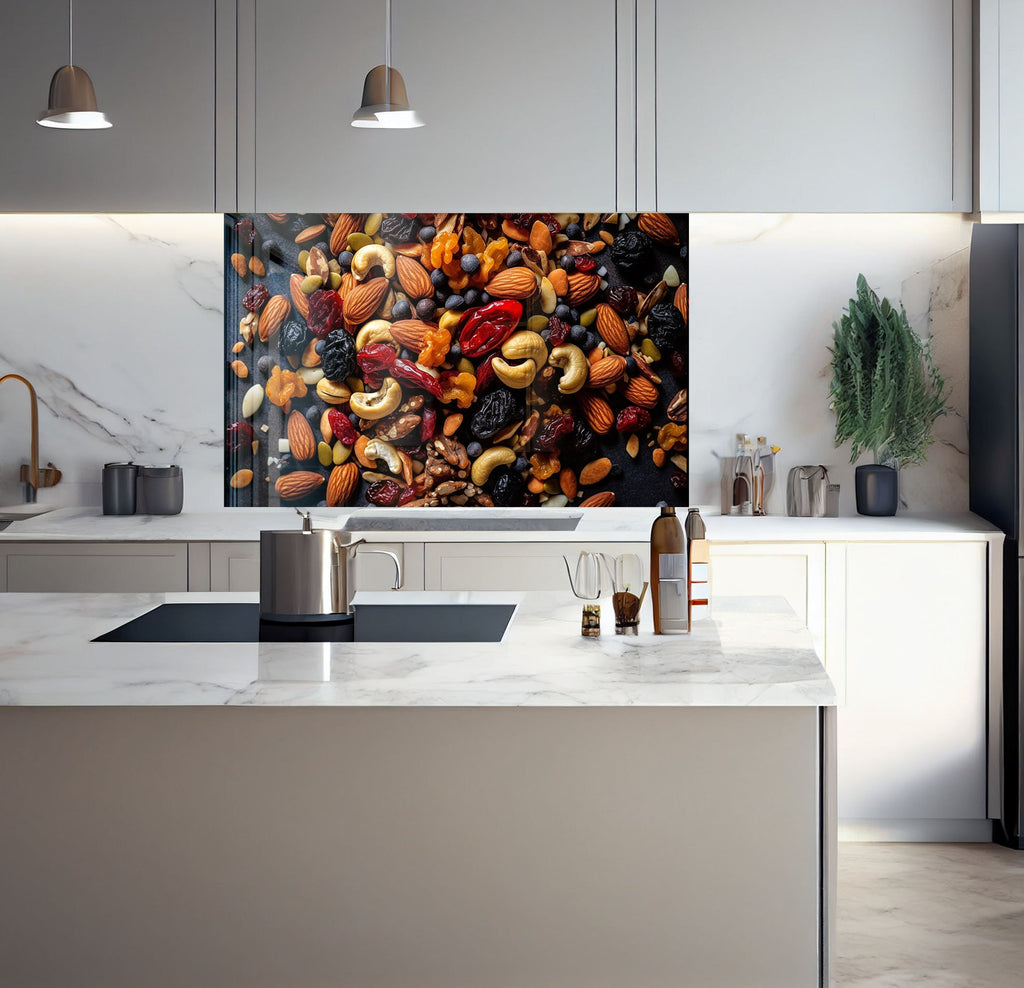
[651, 503, 687, 633]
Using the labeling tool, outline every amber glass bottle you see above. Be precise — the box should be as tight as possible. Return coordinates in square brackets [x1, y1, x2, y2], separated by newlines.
[651, 504, 687, 634]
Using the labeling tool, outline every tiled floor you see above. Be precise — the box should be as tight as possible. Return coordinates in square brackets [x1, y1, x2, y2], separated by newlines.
[836, 843, 1024, 986]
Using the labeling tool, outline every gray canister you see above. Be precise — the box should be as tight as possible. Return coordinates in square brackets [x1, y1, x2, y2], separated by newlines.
[136, 465, 184, 515]
[102, 462, 137, 515]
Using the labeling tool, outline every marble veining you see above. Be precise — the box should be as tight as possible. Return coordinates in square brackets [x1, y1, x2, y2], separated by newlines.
[0, 591, 835, 707]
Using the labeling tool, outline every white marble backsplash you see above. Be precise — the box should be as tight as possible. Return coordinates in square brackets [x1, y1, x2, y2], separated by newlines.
[0, 212, 973, 514]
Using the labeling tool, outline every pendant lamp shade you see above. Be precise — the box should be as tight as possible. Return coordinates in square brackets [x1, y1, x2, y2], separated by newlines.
[351, 65, 423, 128]
[37, 64, 111, 129]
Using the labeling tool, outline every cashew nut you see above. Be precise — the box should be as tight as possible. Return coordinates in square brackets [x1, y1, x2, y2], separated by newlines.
[355, 319, 395, 350]
[349, 377, 402, 420]
[492, 357, 537, 389]
[549, 344, 587, 394]
[351, 243, 396, 281]
[316, 377, 352, 405]
[501, 330, 548, 369]
[470, 446, 517, 486]
[438, 309, 463, 335]
[363, 439, 403, 475]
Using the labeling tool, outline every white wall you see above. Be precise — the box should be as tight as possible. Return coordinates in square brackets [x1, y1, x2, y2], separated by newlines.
[0, 212, 972, 514]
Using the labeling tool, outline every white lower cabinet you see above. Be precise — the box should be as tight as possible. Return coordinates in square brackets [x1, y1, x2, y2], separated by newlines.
[836, 541, 990, 841]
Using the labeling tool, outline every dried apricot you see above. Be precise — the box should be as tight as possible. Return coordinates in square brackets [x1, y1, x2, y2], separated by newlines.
[265, 365, 308, 407]
[417, 327, 451, 368]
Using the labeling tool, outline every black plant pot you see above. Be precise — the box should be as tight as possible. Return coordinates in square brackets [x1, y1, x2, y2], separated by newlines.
[855, 464, 898, 516]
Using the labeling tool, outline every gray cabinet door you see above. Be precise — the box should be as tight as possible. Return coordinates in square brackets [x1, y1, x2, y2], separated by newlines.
[250, 0, 617, 212]
[979, 0, 1024, 210]
[2, 543, 188, 593]
[654, 0, 971, 211]
[0, 0, 216, 211]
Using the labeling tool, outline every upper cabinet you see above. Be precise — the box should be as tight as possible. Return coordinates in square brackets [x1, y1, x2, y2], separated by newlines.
[652, 0, 972, 212]
[246, 0, 619, 213]
[0, 0, 217, 212]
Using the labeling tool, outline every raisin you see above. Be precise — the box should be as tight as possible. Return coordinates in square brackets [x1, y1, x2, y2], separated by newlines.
[616, 406, 652, 434]
[234, 219, 258, 248]
[306, 289, 345, 338]
[489, 466, 526, 507]
[380, 214, 420, 244]
[573, 255, 597, 274]
[226, 420, 254, 454]
[670, 350, 687, 378]
[547, 316, 571, 347]
[470, 387, 523, 441]
[366, 479, 402, 507]
[397, 485, 418, 506]
[279, 320, 307, 357]
[242, 284, 270, 312]
[420, 406, 437, 442]
[670, 469, 688, 493]
[647, 302, 686, 355]
[508, 213, 560, 236]
[609, 229, 655, 283]
[321, 329, 357, 383]
[569, 418, 596, 461]
[534, 413, 574, 452]
[256, 355, 273, 378]
[607, 285, 638, 316]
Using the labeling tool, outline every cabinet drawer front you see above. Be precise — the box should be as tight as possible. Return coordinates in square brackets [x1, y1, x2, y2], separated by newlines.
[4, 544, 188, 593]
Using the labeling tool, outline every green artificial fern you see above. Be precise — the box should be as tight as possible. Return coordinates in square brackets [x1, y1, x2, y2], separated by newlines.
[829, 274, 946, 466]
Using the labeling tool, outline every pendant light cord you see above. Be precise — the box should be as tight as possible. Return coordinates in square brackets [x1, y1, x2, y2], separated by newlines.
[69, 0, 74, 66]
[384, 0, 391, 107]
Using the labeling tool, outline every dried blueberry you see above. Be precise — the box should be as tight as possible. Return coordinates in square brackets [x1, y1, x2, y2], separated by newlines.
[338, 250, 354, 268]
[391, 298, 412, 321]
[418, 225, 435, 242]
[445, 295, 465, 310]
[560, 254, 576, 272]
[647, 302, 686, 354]
[565, 222, 583, 240]
[609, 229, 656, 284]
[460, 254, 480, 274]
[279, 320, 307, 357]
[489, 466, 526, 507]
[463, 288, 481, 308]
[256, 355, 273, 378]
[434, 290, 447, 306]
[569, 324, 587, 344]
[314, 339, 325, 355]
[514, 456, 530, 473]
[625, 355, 638, 375]
[321, 329, 357, 383]
[448, 341, 461, 360]
[466, 441, 483, 459]
[430, 268, 448, 289]
[416, 298, 437, 321]
[506, 250, 523, 267]
[471, 387, 523, 440]
[583, 331, 600, 352]
[555, 304, 572, 321]
[479, 292, 491, 305]
[304, 405, 321, 426]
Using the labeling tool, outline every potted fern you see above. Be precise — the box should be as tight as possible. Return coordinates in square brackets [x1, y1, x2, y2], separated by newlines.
[829, 274, 946, 515]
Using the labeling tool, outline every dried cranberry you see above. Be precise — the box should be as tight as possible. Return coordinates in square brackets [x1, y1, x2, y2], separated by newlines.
[306, 289, 345, 338]
[616, 406, 652, 434]
[356, 342, 397, 389]
[226, 420, 255, 453]
[366, 479, 403, 507]
[328, 409, 358, 445]
[397, 485, 418, 506]
[242, 284, 270, 312]
[670, 469, 688, 493]
[606, 285, 638, 316]
[670, 350, 687, 378]
[234, 219, 258, 247]
[573, 255, 597, 274]
[534, 413, 575, 452]
[547, 316, 571, 347]
[420, 406, 437, 442]
[508, 213, 560, 236]
[474, 354, 497, 393]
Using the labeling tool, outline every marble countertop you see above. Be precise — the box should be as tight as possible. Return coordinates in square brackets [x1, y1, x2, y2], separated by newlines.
[0, 505, 1003, 544]
[0, 590, 835, 708]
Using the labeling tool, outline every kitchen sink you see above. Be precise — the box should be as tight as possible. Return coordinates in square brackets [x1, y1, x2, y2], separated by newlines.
[343, 509, 582, 532]
[0, 503, 56, 522]
[94, 601, 516, 644]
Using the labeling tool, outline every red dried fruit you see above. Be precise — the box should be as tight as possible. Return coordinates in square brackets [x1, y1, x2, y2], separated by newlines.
[242, 284, 270, 312]
[474, 354, 497, 393]
[606, 285, 638, 315]
[615, 406, 652, 434]
[420, 406, 437, 442]
[234, 219, 258, 247]
[328, 409, 358, 445]
[459, 300, 523, 358]
[397, 485, 418, 506]
[226, 420, 255, 453]
[392, 358, 444, 399]
[509, 213, 560, 236]
[306, 289, 345, 338]
[670, 469, 687, 492]
[534, 413, 575, 452]
[573, 255, 597, 274]
[366, 479, 403, 506]
[357, 342, 397, 390]
[670, 350, 687, 378]
[547, 316, 571, 347]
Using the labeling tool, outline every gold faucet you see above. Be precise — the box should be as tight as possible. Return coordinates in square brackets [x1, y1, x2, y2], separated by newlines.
[0, 374, 61, 503]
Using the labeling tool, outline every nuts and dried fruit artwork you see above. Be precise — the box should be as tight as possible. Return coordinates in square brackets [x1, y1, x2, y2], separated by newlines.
[224, 212, 688, 508]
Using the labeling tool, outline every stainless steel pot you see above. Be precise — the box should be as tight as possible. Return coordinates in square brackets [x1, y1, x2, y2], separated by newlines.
[259, 511, 401, 620]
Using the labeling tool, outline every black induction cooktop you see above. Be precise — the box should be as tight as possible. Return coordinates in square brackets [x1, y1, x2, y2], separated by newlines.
[93, 602, 516, 644]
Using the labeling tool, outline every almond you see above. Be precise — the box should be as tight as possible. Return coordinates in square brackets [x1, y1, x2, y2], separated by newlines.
[529, 219, 553, 253]
[501, 218, 530, 242]
[395, 254, 433, 299]
[301, 337, 321, 368]
[230, 359, 249, 379]
[486, 267, 538, 300]
[579, 491, 616, 507]
[586, 355, 626, 388]
[579, 457, 612, 486]
[547, 268, 568, 297]
[344, 277, 389, 325]
[320, 409, 334, 444]
[330, 214, 365, 255]
[559, 467, 578, 500]
[287, 410, 317, 462]
[567, 272, 600, 306]
[275, 471, 325, 500]
[295, 223, 326, 244]
[390, 319, 432, 351]
[653, 448, 666, 468]
[327, 462, 359, 507]
[595, 304, 630, 355]
[268, 212, 288, 223]
[249, 256, 266, 277]
[674, 283, 688, 322]
[290, 274, 310, 320]
[230, 253, 248, 278]
[624, 376, 660, 409]
[338, 271, 357, 300]
[577, 392, 614, 434]
[258, 295, 291, 342]
[229, 468, 253, 489]
[638, 212, 680, 246]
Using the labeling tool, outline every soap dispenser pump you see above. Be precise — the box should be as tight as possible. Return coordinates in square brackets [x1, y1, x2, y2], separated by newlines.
[650, 503, 687, 634]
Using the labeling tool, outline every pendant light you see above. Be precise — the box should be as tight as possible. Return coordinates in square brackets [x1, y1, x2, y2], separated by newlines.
[351, 0, 423, 129]
[37, 0, 111, 129]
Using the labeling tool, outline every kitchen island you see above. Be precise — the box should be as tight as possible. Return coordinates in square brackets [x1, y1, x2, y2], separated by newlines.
[0, 591, 835, 988]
